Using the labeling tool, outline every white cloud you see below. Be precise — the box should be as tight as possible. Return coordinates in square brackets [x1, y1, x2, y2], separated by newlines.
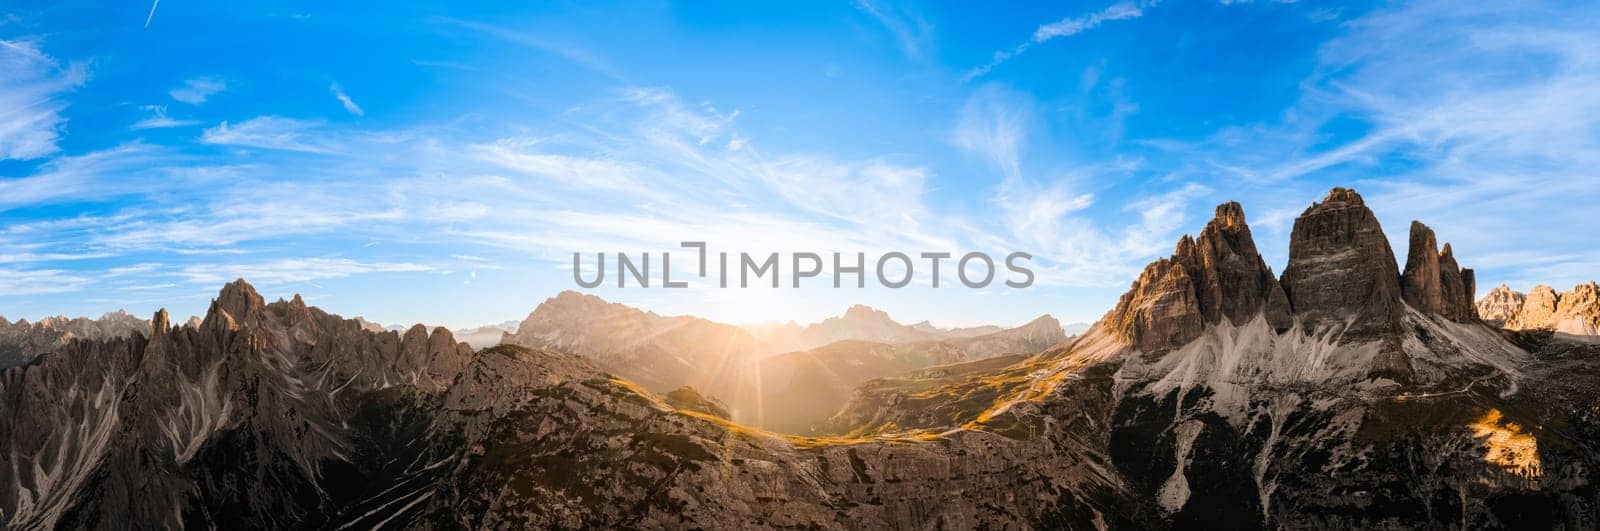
[122, 282, 175, 291]
[200, 116, 335, 153]
[169, 77, 226, 104]
[329, 82, 365, 116]
[1033, 2, 1150, 41]
[105, 262, 161, 277]
[0, 268, 90, 296]
[951, 86, 1029, 182]
[965, 1, 1158, 80]
[131, 104, 199, 130]
[949, 87, 1212, 287]
[0, 251, 113, 264]
[471, 138, 648, 192]
[0, 38, 87, 160]
[0, 145, 162, 211]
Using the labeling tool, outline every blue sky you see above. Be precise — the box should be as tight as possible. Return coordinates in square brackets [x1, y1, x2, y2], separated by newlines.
[2, 0, 1598, 329]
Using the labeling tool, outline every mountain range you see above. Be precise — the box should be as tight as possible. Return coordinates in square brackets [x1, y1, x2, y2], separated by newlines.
[1478, 283, 1600, 338]
[0, 311, 148, 369]
[3, 187, 1599, 528]
[497, 291, 1065, 431]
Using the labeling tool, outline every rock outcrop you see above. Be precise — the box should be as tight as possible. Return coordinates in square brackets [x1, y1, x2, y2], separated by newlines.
[1508, 285, 1562, 330]
[1477, 284, 1527, 325]
[1106, 201, 1291, 352]
[664, 385, 732, 419]
[1280, 187, 1405, 339]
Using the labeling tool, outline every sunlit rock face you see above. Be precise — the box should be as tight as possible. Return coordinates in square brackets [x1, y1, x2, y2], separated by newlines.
[1105, 201, 1290, 353]
[1492, 282, 1600, 339]
[1477, 284, 1527, 326]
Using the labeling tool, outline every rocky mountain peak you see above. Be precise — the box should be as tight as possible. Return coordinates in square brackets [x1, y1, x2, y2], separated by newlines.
[1506, 284, 1560, 330]
[1476, 284, 1526, 325]
[1021, 314, 1061, 330]
[204, 278, 265, 332]
[1106, 199, 1292, 352]
[1211, 201, 1248, 231]
[1281, 186, 1403, 339]
[1110, 186, 1490, 354]
[1322, 186, 1365, 205]
[843, 304, 892, 321]
[1175, 234, 1197, 256]
[151, 309, 170, 335]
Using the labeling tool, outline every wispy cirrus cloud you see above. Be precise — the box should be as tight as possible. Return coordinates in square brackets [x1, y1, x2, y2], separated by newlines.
[964, 1, 1158, 81]
[329, 82, 364, 116]
[853, 0, 932, 60]
[0, 38, 87, 160]
[178, 258, 434, 286]
[0, 268, 91, 296]
[131, 104, 199, 130]
[432, 17, 620, 79]
[0, 251, 113, 264]
[950, 85, 1212, 287]
[200, 116, 336, 153]
[0, 144, 164, 210]
[169, 77, 226, 104]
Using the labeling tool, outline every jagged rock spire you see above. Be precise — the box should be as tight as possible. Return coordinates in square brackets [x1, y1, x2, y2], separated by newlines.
[1401, 222, 1479, 322]
[1178, 201, 1293, 332]
[1437, 243, 1477, 321]
[1402, 221, 1445, 313]
[152, 308, 171, 335]
[202, 278, 265, 334]
[1106, 200, 1292, 352]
